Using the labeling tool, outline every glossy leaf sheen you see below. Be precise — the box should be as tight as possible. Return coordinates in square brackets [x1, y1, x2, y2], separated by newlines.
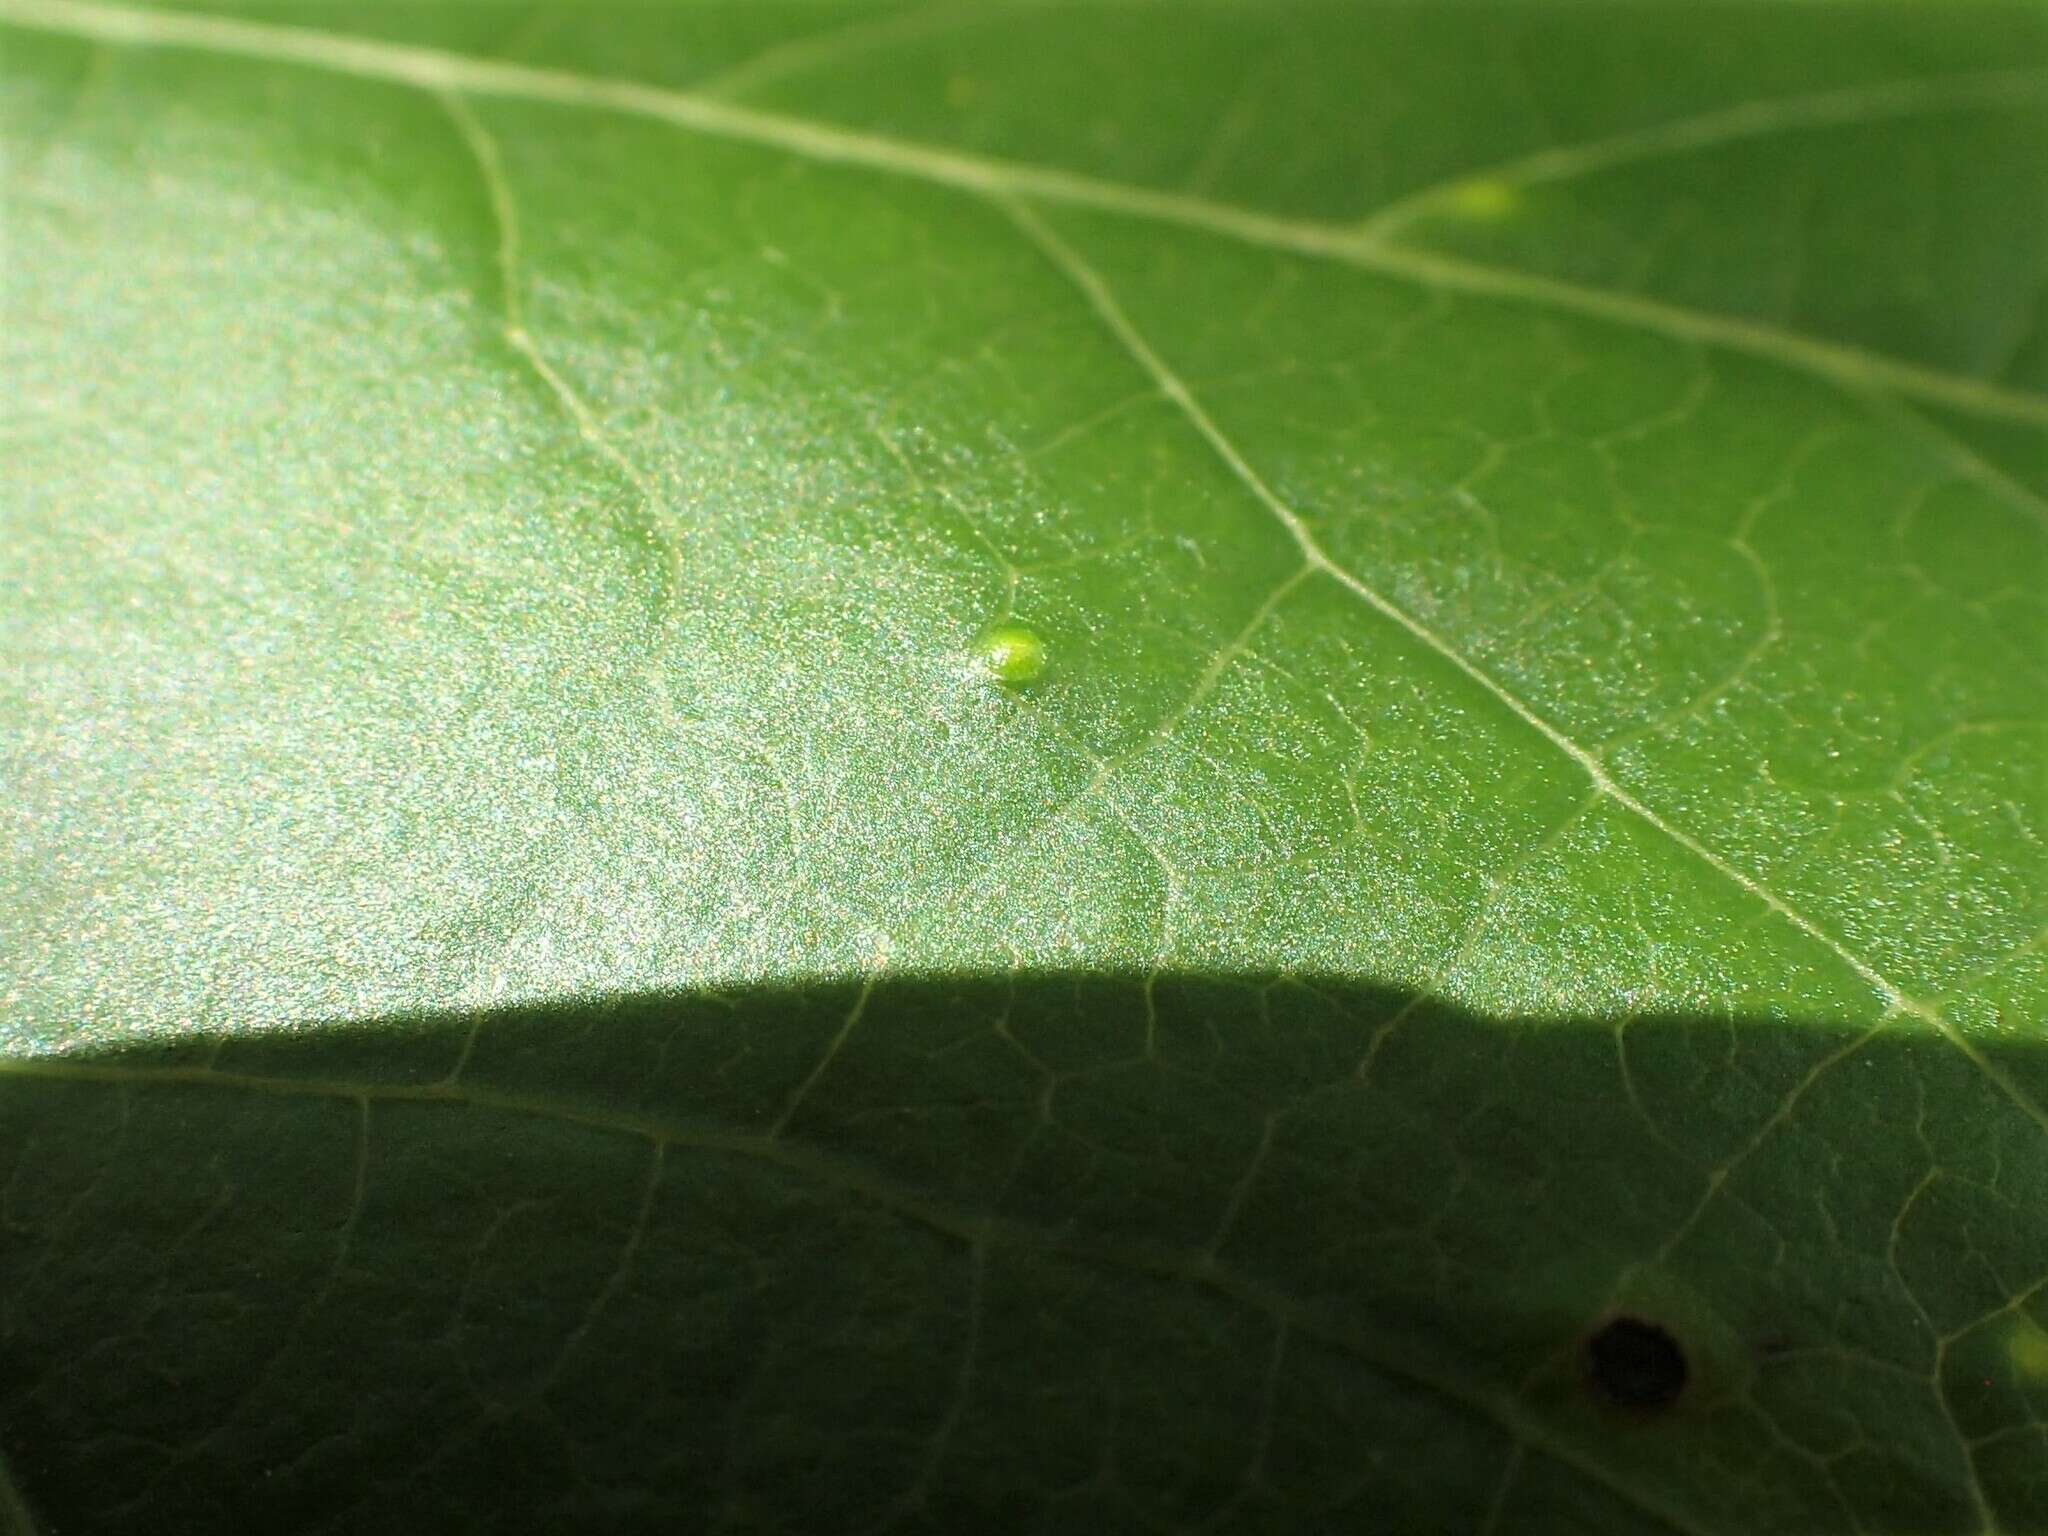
[2, 2, 2046, 1532]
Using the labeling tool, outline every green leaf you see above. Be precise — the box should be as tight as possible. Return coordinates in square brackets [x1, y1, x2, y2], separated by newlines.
[3, 2, 2045, 1532]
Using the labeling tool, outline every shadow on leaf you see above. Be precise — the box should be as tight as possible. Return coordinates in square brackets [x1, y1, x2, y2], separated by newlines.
[4, 972, 2044, 1534]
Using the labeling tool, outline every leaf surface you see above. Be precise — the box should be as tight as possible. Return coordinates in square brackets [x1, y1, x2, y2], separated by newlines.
[2, 2, 2045, 1532]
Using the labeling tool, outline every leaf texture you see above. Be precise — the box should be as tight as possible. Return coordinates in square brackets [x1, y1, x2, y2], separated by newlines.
[2, 2, 2045, 1531]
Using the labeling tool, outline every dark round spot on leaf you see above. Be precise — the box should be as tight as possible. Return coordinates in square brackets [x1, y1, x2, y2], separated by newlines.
[1584, 1317, 1687, 1410]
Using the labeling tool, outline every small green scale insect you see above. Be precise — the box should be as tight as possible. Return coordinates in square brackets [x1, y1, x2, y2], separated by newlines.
[973, 622, 1048, 686]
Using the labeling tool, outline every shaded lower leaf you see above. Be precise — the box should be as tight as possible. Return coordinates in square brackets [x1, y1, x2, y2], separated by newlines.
[6, 977, 2046, 1534]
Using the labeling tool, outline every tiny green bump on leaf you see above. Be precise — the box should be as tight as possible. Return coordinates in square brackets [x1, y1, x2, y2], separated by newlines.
[2007, 1317, 2048, 1382]
[974, 622, 1049, 686]
[1443, 177, 1520, 220]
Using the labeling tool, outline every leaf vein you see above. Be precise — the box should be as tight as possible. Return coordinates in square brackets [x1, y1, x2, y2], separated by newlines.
[998, 198, 2048, 1138]
[3, 0, 2044, 430]
[1359, 67, 2048, 241]
[0, 1054, 1720, 1536]
[437, 87, 685, 614]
